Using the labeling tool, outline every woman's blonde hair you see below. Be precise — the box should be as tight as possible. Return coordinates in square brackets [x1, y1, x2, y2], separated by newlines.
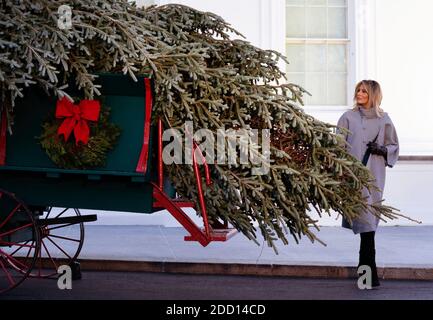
[352, 80, 384, 117]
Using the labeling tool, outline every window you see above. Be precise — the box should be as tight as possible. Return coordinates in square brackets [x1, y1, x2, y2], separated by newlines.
[285, 0, 350, 106]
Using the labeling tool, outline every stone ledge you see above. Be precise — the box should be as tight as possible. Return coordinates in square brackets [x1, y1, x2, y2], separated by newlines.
[38, 258, 433, 281]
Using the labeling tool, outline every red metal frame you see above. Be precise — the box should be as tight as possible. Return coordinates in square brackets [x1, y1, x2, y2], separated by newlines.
[152, 183, 210, 246]
[135, 78, 153, 173]
[158, 118, 163, 190]
[191, 142, 211, 238]
[152, 117, 237, 246]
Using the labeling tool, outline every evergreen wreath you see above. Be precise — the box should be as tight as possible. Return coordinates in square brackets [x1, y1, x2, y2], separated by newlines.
[39, 99, 121, 169]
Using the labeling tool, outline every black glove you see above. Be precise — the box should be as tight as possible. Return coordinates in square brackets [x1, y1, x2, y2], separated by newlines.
[367, 142, 387, 157]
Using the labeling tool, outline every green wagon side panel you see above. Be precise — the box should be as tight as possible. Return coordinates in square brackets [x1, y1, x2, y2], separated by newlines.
[0, 74, 159, 213]
[3, 73, 153, 178]
[0, 171, 154, 214]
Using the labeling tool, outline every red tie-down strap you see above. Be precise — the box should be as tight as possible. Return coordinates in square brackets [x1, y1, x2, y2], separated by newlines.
[192, 140, 212, 186]
[0, 109, 7, 166]
[191, 141, 213, 238]
[136, 78, 153, 174]
[183, 124, 212, 186]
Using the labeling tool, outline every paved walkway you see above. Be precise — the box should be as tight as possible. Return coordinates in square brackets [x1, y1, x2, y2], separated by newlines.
[76, 225, 433, 270]
[4, 271, 433, 300]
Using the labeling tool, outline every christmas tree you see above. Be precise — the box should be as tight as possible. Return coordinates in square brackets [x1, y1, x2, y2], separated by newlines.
[0, 1, 411, 251]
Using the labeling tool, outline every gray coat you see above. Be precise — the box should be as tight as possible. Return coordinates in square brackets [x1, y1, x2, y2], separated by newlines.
[337, 107, 399, 234]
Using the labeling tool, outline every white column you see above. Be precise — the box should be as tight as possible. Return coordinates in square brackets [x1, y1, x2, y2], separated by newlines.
[263, 0, 286, 72]
[259, 0, 285, 53]
[354, 0, 377, 81]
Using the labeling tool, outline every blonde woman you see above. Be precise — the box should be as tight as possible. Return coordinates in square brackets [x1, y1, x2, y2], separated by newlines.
[337, 80, 399, 288]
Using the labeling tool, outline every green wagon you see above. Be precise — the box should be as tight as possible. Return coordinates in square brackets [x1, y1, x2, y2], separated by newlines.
[0, 74, 235, 293]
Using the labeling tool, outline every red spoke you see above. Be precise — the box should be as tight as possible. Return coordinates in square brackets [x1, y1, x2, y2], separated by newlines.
[0, 203, 22, 229]
[46, 236, 72, 259]
[2, 251, 31, 270]
[0, 241, 36, 249]
[25, 241, 35, 261]
[7, 241, 35, 273]
[8, 240, 30, 256]
[0, 258, 15, 286]
[37, 240, 42, 277]
[49, 234, 80, 243]
[0, 222, 34, 238]
[41, 239, 58, 271]
[17, 240, 36, 274]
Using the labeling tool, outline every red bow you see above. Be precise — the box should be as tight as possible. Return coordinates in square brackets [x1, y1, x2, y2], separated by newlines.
[56, 97, 101, 145]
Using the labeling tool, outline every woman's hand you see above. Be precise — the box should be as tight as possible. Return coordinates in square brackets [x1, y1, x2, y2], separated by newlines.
[367, 142, 387, 157]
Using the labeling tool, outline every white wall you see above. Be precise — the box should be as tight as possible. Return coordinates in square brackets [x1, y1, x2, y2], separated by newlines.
[374, 0, 433, 155]
[384, 161, 433, 226]
[317, 161, 432, 226]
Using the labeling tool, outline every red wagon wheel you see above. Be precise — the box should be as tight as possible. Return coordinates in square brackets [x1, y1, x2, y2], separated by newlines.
[0, 189, 41, 294]
[28, 207, 85, 278]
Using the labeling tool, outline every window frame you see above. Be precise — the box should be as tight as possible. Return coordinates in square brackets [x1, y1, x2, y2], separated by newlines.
[285, 0, 355, 112]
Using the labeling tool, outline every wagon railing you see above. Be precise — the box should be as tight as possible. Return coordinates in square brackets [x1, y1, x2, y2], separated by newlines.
[152, 118, 237, 247]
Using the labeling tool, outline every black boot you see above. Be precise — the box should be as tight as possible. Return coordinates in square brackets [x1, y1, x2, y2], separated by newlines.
[369, 249, 380, 287]
[358, 232, 380, 289]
